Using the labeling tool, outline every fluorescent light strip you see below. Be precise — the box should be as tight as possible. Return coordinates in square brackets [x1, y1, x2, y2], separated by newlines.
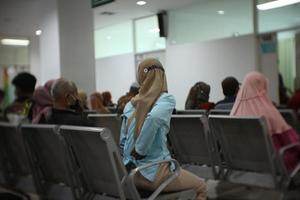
[1, 39, 30, 46]
[257, 0, 300, 10]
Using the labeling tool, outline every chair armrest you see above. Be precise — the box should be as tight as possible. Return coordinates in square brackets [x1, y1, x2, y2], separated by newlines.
[279, 142, 300, 156]
[127, 159, 180, 200]
[279, 142, 300, 177]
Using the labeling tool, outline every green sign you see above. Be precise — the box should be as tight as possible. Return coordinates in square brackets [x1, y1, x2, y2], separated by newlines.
[92, 0, 114, 8]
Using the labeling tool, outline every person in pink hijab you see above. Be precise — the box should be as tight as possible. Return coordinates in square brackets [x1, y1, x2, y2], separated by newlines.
[30, 79, 55, 123]
[231, 71, 300, 172]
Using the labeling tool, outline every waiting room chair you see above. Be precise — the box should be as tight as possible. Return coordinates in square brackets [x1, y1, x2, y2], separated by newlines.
[175, 109, 207, 115]
[209, 115, 300, 198]
[0, 122, 34, 199]
[168, 115, 221, 180]
[21, 124, 82, 200]
[60, 125, 196, 200]
[87, 114, 122, 143]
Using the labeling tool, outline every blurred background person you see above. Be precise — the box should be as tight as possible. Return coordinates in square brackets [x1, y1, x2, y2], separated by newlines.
[43, 78, 94, 126]
[78, 90, 89, 110]
[117, 82, 139, 114]
[4, 72, 36, 121]
[90, 92, 110, 113]
[288, 77, 300, 112]
[29, 79, 55, 124]
[215, 76, 239, 110]
[185, 81, 215, 110]
[231, 71, 300, 172]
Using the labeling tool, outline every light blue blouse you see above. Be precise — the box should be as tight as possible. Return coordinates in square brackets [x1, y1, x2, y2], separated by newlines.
[120, 93, 176, 182]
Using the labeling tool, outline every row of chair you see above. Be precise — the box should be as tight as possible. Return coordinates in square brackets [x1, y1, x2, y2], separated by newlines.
[175, 109, 300, 134]
[87, 113, 300, 198]
[1, 111, 300, 199]
[0, 122, 196, 200]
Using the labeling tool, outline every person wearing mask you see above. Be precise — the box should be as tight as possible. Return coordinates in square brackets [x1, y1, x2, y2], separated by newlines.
[120, 58, 207, 199]
[117, 82, 139, 114]
[90, 92, 110, 113]
[43, 78, 94, 126]
[185, 82, 214, 110]
[231, 71, 300, 172]
[4, 72, 36, 121]
[215, 77, 239, 110]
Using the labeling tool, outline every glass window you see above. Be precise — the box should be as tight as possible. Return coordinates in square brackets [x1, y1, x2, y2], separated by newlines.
[135, 15, 166, 53]
[168, 0, 253, 45]
[258, 2, 300, 33]
[94, 21, 133, 59]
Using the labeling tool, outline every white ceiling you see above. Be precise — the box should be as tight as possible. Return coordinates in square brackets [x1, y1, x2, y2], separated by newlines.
[0, 0, 45, 37]
[93, 0, 203, 29]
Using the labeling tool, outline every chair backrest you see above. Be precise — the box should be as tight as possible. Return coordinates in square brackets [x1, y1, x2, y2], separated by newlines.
[87, 114, 121, 142]
[209, 109, 231, 115]
[0, 122, 30, 177]
[279, 109, 300, 133]
[175, 110, 207, 115]
[169, 115, 218, 171]
[21, 124, 71, 185]
[209, 115, 286, 186]
[59, 126, 138, 200]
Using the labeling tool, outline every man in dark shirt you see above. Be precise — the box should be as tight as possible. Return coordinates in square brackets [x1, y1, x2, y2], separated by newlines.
[43, 78, 94, 127]
[4, 72, 36, 121]
[215, 77, 239, 110]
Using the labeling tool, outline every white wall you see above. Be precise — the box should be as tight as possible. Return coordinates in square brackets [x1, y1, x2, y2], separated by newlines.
[95, 53, 136, 103]
[39, 0, 60, 84]
[57, 0, 96, 95]
[166, 34, 257, 109]
[29, 37, 41, 85]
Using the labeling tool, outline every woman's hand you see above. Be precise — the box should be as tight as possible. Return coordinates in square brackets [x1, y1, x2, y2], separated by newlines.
[131, 148, 146, 160]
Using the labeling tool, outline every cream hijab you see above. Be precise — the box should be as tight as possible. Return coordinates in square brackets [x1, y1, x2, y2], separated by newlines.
[231, 71, 290, 134]
[130, 58, 168, 138]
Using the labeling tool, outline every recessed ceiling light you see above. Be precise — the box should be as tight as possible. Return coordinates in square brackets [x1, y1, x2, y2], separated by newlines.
[233, 32, 240, 37]
[136, 1, 147, 6]
[217, 10, 225, 15]
[35, 30, 42, 36]
[1, 39, 30, 46]
[148, 28, 160, 33]
[106, 36, 112, 40]
[257, 0, 300, 10]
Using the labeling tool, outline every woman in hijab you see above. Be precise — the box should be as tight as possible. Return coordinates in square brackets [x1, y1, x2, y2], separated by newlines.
[90, 92, 110, 114]
[185, 82, 215, 110]
[231, 71, 300, 172]
[120, 58, 207, 199]
[30, 79, 55, 123]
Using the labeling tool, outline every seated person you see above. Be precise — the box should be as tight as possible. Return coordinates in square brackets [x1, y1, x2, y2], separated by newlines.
[231, 71, 300, 172]
[117, 82, 139, 114]
[288, 77, 300, 112]
[42, 78, 94, 126]
[78, 90, 89, 110]
[120, 58, 207, 199]
[185, 81, 214, 110]
[0, 89, 4, 112]
[90, 92, 110, 113]
[4, 72, 36, 121]
[29, 79, 55, 124]
[215, 77, 239, 110]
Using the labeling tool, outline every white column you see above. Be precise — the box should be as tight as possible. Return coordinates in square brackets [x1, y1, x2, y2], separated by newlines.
[39, 0, 61, 84]
[29, 36, 41, 85]
[57, 0, 96, 95]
